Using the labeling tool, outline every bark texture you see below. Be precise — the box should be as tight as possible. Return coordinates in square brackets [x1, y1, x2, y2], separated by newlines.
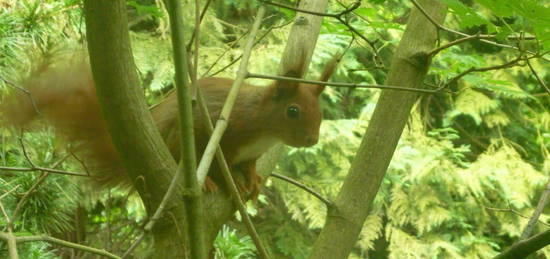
[495, 229, 550, 259]
[83, 1, 187, 257]
[279, 0, 330, 78]
[309, 1, 447, 258]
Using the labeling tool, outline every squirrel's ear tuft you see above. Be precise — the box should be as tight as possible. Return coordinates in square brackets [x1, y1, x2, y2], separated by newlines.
[318, 54, 341, 82]
[312, 53, 341, 96]
[274, 70, 300, 99]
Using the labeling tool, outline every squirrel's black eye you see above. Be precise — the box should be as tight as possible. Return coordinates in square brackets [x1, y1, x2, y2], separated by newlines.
[287, 105, 300, 119]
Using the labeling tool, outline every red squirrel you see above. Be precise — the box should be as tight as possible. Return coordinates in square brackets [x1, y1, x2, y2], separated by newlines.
[2, 55, 339, 198]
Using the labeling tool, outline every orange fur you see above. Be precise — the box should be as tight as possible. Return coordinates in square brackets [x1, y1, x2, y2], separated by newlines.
[2, 55, 339, 197]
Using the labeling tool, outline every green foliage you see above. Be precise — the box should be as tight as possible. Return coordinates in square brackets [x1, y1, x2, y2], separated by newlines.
[1, 0, 549, 258]
[214, 225, 256, 259]
[441, 0, 550, 50]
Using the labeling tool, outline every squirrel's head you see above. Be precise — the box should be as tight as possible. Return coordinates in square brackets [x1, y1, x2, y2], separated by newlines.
[266, 56, 339, 148]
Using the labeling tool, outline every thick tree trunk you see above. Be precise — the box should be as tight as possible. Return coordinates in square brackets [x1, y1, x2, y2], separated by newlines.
[309, 1, 447, 258]
[83, 0, 331, 257]
[83, 1, 187, 257]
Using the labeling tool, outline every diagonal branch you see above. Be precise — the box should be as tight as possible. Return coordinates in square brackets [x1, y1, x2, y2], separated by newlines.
[445, 55, 533, 88]
[270, 173, 332, 207]
[526, 59, 550, 95]
[196, 6, 266, 186]
[520, 176, 550, 239]
[186, 0, 213, 51]
[494, 229, 550, 259]
[261, 0, 382, 66]
[428, 33, 493, 56]
[410, 0, 543, 58]
[203, 19, 293, 78]
[0, 232, 121, 259]
[0, 76, 41, 115]
[194, 6, 271, 259]
[0, 185, 20, 200]
[10, 151, 73, 229]
[121, 163, 185, 258]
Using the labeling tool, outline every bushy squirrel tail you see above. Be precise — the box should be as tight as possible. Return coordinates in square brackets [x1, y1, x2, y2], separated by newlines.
[1, 56, 130, 188]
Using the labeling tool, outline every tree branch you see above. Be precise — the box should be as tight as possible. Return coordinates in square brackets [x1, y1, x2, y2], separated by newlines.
[203, 20, 293, 78]
[270, 173, 332, 207]
[83, 1, 187, 257]
[10, 151, 73, 229]
[445, 55, 538, 88]
[195, 6, 265, 186]
[526, 59, 550, 95]
[0, 166, 88, 177]
[0, 76, 40, 115]
[521, 176, 550, 239]
[410, 0, 540, 55]
[194, 6, 271, 258]
[186, 0, 213, 51]
[483, 205, 550, 228]
[121, 163, 185, 259]
[261, 0, 381, 66]
[494, 229, 550, 259]
[0, 185, 20, 200]
[164, 0, 206, 257]
[246, 72, 447, 93]
[0, 232, 19, 259]
[428, 33, 493, 56]
[309, 0, 447, 257]
[0, 232, 121, 259]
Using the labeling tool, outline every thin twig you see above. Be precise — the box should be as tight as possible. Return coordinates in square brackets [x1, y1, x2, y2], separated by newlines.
[1, 148, 87, 177]
[410, 0, 539, 54]
[428, 33, 493, 56]
[525, 59, 550, 95]
[0, 232, 121, 259]
[186, 0, 213, 51]
[0, 185, 20, 200]
[261, 0, 382, 65]
[520, 176, 550, 239]
[68, 149, 91, 176]
[445, 55, 530, 87]
[201, 30, 250, 77]
[0, 199, 11, 231]
[483, 206, 550, 228]
[19, 138, 36, 168]
[246, 72, 447, 93]
[10, 172, 50, 229]
[121, 233, 146, 258]
[204, 20, 293, 78]
[0, 76, 41, 115]
[196, 6, 265, 185]
[261, 0, 339, 17]
[194, 6, 271, 259]
[0, 166, 88, 177]
[120, 162, 185, 259]
[10, 152, 73, 229]
[270, 173, 332, 207]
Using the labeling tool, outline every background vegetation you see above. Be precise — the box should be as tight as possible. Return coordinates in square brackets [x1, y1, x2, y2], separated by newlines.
[0, 0, 549, 258]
